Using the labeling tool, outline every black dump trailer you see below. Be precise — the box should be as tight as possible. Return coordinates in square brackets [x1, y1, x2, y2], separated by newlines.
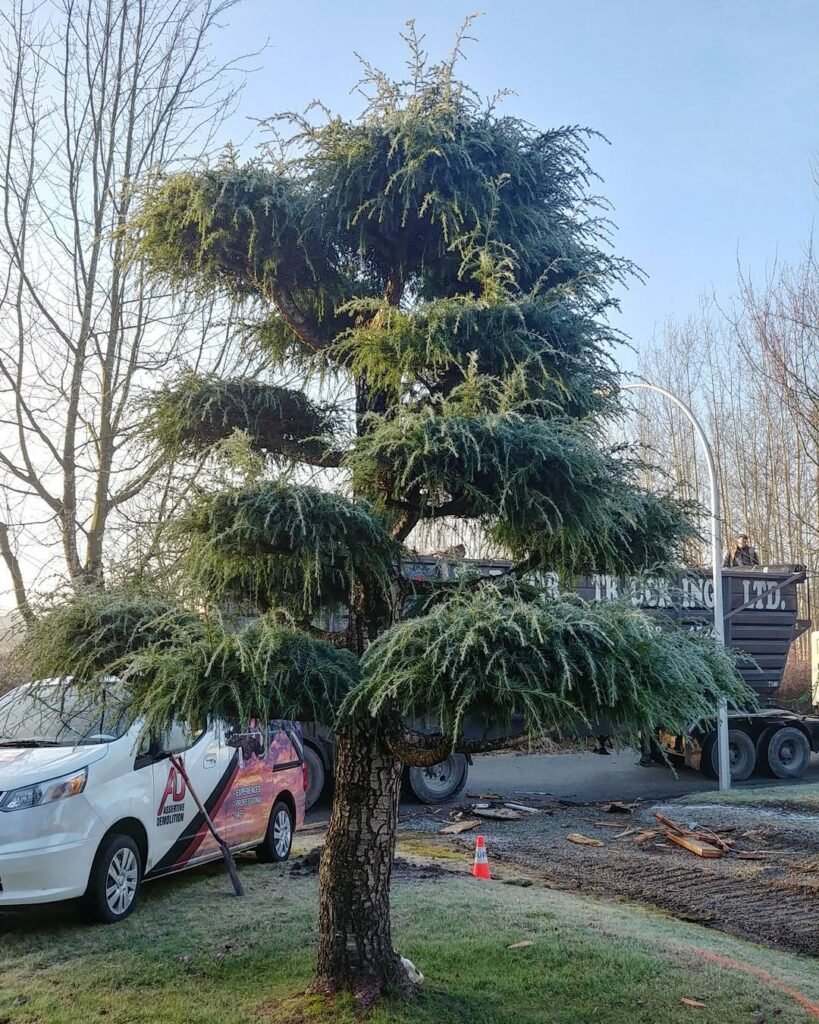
[625, 564, 817, 781]
[301, 559, 816, 806]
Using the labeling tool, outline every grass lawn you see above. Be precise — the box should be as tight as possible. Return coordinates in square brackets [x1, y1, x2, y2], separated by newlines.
[1, 842, 819, 1024]
[680, 781, 819, 811]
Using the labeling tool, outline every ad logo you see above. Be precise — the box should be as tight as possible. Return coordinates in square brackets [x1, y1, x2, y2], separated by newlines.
[157, 765, 187, 826]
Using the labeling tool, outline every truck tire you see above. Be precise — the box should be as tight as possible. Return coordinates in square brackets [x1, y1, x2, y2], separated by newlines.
[759, 726, 811, 779]
[407, 754, 468, 804]
[303, 743, 326, 810]
[702, 728, 756, 782]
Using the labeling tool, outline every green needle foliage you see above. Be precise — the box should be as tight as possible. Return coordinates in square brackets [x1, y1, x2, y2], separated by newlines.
[18, 591, 201, 685]
[22, 22, 748, 996]
[27, 17, 741, 779]
[354, 582, 751, 746]
[152, 371, 341, 466]
[18, 588, 356, 734]
[177, 481, 398, 615]
[121, 613, 358, 735]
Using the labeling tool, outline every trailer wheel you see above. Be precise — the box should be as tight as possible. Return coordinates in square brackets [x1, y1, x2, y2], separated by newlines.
[702, 728, 756, 781]
[303, 743, 326, 810]
[755, 727, 778, 776]
[407, 755, 468, 804]
[759, 726, 811, 779]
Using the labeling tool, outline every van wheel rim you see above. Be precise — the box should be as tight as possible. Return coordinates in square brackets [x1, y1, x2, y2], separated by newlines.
[105, 848, 138, 915]
[273, 810, 291, 857]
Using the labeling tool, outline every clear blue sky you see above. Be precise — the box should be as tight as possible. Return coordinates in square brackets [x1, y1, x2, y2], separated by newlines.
[215, 0, 819, 364]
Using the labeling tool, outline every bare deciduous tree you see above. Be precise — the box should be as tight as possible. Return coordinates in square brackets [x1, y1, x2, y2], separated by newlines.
[0, 0, 251, 618]
[636, 254, 819, 660]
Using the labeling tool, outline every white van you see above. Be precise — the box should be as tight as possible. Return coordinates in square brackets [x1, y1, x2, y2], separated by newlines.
[0, 680, 306, 922]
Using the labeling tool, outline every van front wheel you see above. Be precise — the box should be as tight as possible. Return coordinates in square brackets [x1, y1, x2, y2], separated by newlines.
[82, 834, 142, 924]
[257, 800, 294, 863]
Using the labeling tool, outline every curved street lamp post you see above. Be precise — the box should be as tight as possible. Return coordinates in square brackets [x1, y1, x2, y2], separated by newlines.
[622, 382, 731, 791]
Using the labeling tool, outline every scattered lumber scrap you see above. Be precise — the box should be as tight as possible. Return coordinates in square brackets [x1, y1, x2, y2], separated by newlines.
[667, 833, 722, 859]
[604, 801, 636, 814]
[439, 819, 480, 835]
[652, 812, 736, 857]
[466, 792, 503, 801]
[633, 828, 665, 845]
[680, 997, 707, 1009]
[503, 801, 541, 814]
[472, 806, 522, 821]
[566, 833, 604, 847]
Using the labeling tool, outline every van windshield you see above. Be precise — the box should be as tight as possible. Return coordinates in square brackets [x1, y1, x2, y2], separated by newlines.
[0, 684, 129, 747]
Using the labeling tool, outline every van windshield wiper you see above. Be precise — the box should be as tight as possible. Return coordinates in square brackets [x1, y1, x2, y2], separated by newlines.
[0, 739, 64, 748]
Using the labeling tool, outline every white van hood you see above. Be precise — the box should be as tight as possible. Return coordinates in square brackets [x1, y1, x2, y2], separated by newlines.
[0, 745, 108, 791]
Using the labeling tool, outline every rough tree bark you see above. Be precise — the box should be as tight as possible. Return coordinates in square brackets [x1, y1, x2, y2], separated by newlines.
[313, 719, 409, 1005]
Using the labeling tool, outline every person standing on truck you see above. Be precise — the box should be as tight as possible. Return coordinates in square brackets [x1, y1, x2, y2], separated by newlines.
[723, 533, 760, 568]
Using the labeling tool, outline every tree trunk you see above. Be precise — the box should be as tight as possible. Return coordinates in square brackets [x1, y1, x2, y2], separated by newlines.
[312, 718, 412, 1006]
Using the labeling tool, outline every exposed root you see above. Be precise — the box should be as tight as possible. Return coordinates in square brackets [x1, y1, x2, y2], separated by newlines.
[308, 953, 418, 1011]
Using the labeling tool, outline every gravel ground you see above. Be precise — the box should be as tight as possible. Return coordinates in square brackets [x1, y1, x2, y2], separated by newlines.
[398, 795, 819, 957]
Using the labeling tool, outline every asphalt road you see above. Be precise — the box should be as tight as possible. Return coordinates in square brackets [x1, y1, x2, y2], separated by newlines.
[307, 750, 819, 818]
[458, 748, 819, 804]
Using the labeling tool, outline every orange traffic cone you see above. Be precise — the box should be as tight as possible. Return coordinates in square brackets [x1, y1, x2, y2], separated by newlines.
[472, 835, 491, 879]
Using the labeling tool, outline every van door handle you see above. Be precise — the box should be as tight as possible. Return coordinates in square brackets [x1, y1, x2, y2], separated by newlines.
[203, 752, 217, 768]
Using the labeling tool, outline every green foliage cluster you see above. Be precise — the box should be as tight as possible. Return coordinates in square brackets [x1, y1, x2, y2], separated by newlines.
[349, 377, 694, 574]
[152, 371, 340, 466]
[354, 582, 751, 746]
[121, 613, 357, 734]
[18, 591, 199, 685]
[17, 24, 744, 765]
[333, 295, 618, 418]
[177, 481, 398, 615]
[19, 589, 355, 732]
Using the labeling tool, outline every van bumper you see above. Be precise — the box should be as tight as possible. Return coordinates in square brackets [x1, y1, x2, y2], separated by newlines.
[0, 837, 96, 905]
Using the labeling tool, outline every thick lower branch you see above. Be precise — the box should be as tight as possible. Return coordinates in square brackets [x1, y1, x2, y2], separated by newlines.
[386, 724, 526, 766]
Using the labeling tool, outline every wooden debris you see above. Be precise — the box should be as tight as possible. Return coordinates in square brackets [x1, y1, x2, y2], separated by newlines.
[604, 801, 636, 814]
[653, 811, 735, 852]
[467, 792, 503, 801]
[633, 829, 664, 845]
[502, 801, 541, 814]
[507, 940, 534, 950]
[566, 833, 604, 847]
[653, 811, 688, 834]
[472, 807, 522, 821]
[680, 998, 707, 1009]
[735, 851, 766, 861]
[667, 833, 723, 859]
[439, 819, 480, 835]
[613, 827, 639, 839]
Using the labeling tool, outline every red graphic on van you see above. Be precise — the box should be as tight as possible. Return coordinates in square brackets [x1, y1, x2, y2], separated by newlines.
[157, 764, 187, 825]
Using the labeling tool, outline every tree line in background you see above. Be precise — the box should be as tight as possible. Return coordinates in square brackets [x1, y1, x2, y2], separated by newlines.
[0, 0, 256, 622]
[634, 246, 819, 666]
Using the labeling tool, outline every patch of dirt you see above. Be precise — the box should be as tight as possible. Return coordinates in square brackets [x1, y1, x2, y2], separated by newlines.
[401, 799, 819, 957]
[288, 843, 448, 885]
[288, 847, 321, 876]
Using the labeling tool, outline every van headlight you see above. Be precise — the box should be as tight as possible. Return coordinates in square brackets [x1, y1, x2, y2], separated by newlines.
[0, 767, 88, 811]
